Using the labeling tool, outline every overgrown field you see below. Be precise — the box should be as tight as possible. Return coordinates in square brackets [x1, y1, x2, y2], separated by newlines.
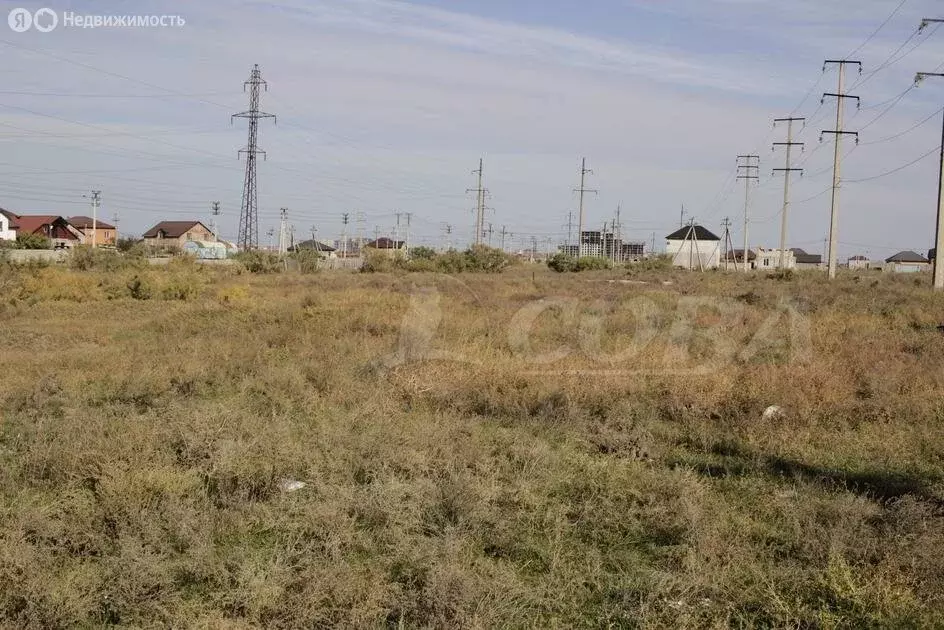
[0, 261, 943, 628]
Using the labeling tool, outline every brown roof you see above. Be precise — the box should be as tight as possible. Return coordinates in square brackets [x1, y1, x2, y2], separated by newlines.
[0, 208, 20, 229]
[8, 215, 79, 240]
[68, 216, 116, 230]
[142, 221, 208, 239]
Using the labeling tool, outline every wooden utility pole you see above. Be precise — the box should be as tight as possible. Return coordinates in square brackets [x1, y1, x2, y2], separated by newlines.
[574, 158, 597, 257]
[822, 59, 862, 279]
[737, 155, 759, 272]
[773, 117, 805, 269]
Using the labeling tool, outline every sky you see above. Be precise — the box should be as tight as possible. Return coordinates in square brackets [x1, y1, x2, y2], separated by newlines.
[1, 0, 943, 258]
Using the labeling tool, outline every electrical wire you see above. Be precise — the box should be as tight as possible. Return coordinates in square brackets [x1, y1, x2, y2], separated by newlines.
[860, 107, 943, 145]
[844, 145, 941, 183]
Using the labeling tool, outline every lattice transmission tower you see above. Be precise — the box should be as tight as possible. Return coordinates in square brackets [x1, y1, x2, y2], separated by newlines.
[232, 64, 276, 250]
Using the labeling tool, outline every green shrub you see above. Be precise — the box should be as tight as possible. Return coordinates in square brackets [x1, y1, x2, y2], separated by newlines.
[548, 253, 578, 273]
[116, 237, 141, 252]
[626, 254, 672, 273]
[125, 274, 153, 300]
[361, 245, 513, 274]
[233, 250, 283, 274]
[410, 246, 438, 261]
[290, 249, 322, 274]
[68, 246, 141, 272]
[575, 256, 612, 271]
[15, 233, 51, 250]
[548, 254, 612, 272]
[463, 245, 514, 273]
[361, 249, 402, 273]
[160, 276, 200, 301]
[436, 249, 467, 274]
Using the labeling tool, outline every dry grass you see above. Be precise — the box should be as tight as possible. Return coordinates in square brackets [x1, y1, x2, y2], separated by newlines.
[0, 263, 943, 628]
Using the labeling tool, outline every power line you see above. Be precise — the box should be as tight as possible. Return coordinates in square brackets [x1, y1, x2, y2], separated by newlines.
[844, 144, 941, 183]
[845, 0, 908, 60]
[860, 106, 944, 145]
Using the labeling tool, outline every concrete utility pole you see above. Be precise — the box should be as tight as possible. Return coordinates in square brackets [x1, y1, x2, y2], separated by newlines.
[773, 117, 806, 269]
[613, 203, 624, 264]
[468, 159, 487, 247]
[679, 204, 686, 228]
[112, 211, 120, 244]
[574, 158, 597, 257]
[85, 190, 102, 247]
[277, 208, 288, 255]
[394, 211, 402, 248]
[822, 59, 862, 279]
[404, 212, 413, 251]
[500, 225, 512, 251]
[736, 155, 759, 272]
[565, 209, 575, 250]
[356, 211, 366, 256]
[915, 23, 944, 289]
[442, 224, 454, 251]
[310, 225, 317, 243]
[341, 213, 350, 258]
[210, 201, 221, 241]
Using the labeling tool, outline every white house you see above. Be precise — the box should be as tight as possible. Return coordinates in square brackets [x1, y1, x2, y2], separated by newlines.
[0, 212, 14, 242]
[848, 255, 871, 270]
[884, 250, 930, 273]
[666, 225, 721, 270]
[754, 248, 796, 270]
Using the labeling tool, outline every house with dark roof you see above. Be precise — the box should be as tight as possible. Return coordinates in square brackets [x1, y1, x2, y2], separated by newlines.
[884, 250, 930, 274]
[790, 248, 824, 270]
[0, 209, 82, 248]
[364, 237, 406, 251]
[665, 224, 721, 270]
[67, 216, 118, 247]
[290, 240, 337, 257]
[141, 221, 215, 249]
